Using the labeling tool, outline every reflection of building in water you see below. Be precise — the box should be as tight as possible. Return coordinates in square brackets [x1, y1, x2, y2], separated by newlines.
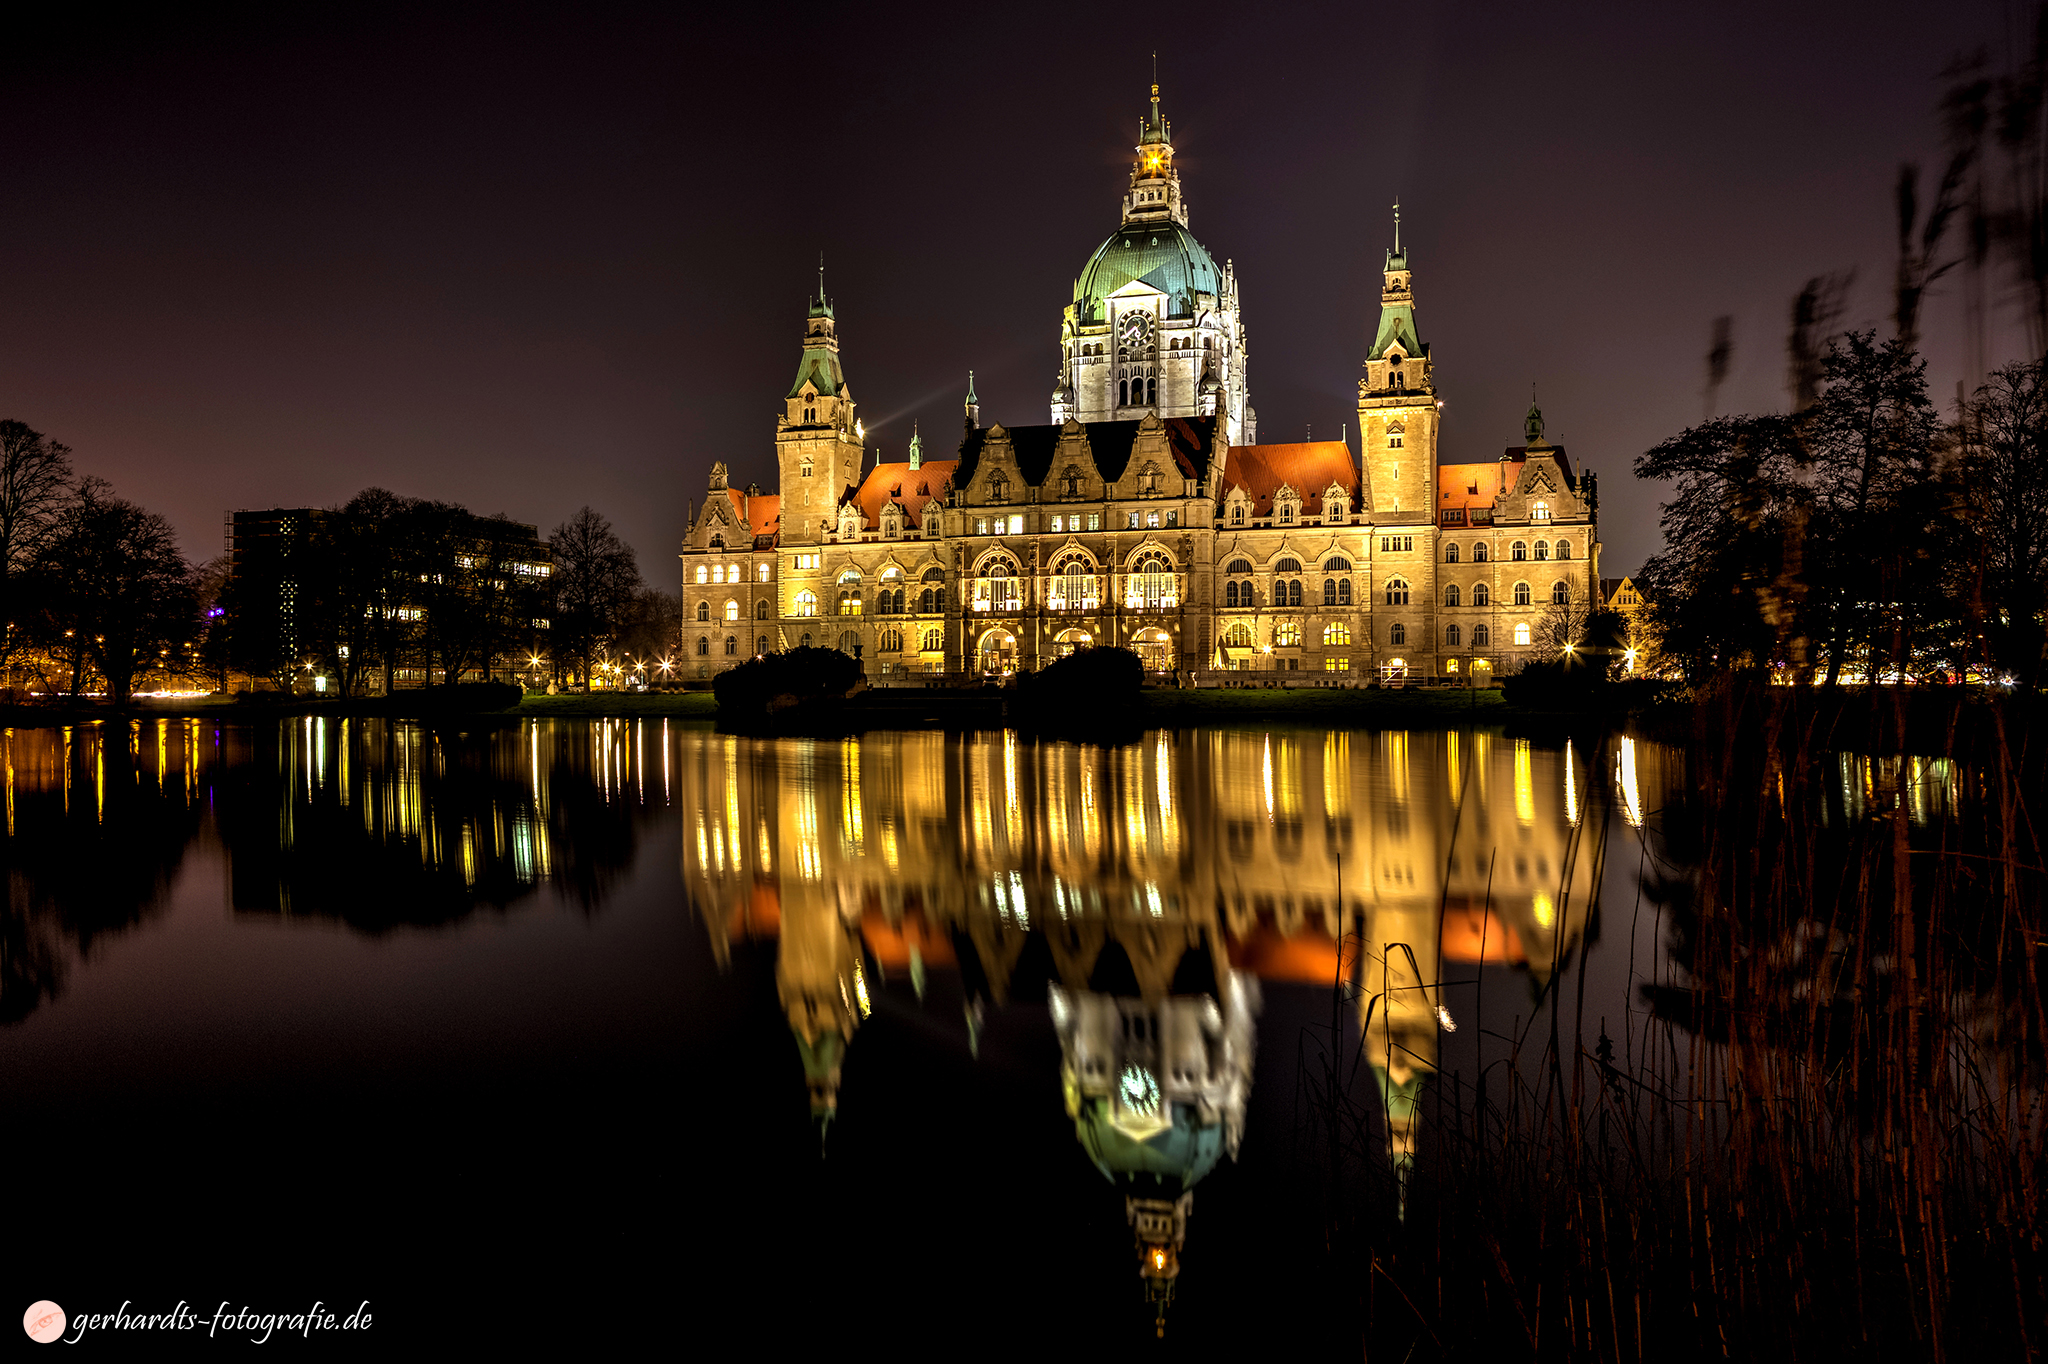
[683, 726, 1612, 1305]
[1050, 971, 1259, 1333]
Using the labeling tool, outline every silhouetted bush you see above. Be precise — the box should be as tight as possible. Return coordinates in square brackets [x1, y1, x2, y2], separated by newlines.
[1013, 647, 1144, 735]
[1501, 656, 1608, 710]
[713, 648, 863, 722]
[397, 681, 523, 711]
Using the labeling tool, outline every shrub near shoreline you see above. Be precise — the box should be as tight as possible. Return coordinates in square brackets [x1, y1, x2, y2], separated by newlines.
[710, 647, 864, 724]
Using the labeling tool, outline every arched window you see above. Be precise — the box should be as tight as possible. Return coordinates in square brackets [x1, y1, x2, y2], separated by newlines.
[1275, 620, 1302, 646]
[923, 566, 945, 582]
[756, 600, 770, 620]
[919, 588, 937, 613]
[837, 590, 862, 616]
[880, 629, 902, 653]
[1473, 583, 1491, 607]
[757, 636, 768, 655]
[921, 628, 943, 651]
[1275, 557, 1302, 573]
[1444, 584, 1461, 607]
[1227, 581, 1242, 608]
[800, 632, 812, 647]
[709, 534, 724, 551]
[1384, 578, 1410, 606]
[695, 565, 708, 584]
[1223, 622, 1254, 647]
[1323, 557, 1353, 573]
[1513, 622, 1532, 646]
[757, 563, 771, 582]
[1338, 580, 1352, 606]
[1119, 379, 1130, 405]
[1535, 541, 1550, 561]
[1280, 580, 1300, 606]
[1533, 500, 1551, 522]
[1231, 504, 1245, 524]
[1147, 376, 1157, 405]
[1048, 558, 1095, 610]
[1323, 622, 1351, 646]
[1474, 543, 1490, 563]
[1473, 625, 1490, 647]
[1511, 541, 1527, 562]
[728, 564, 740, 581]
[696, 601, 710, 621]
[1226, 559, 1253, 575]
[1326, 495, 1346, 520]
[1390, 622, 1406, 646]
[1278, 503, 1295, 524]
[1322, 579, 1336, 606]
[724, 636, 737, 655]
[974, 561, 1020, 613]
[1513, 582, 1531, 607]
[1551, 581, 1570, 605]
[1445, 624, 1461, 645]
[1445, 543, 1460, 563]
[795, 590, 818, 617]
[695, 637, 709, 655]
[1126, 552, 1177, 610]
[1556, 539, 1573, 560]
[711, 564, 724, 584]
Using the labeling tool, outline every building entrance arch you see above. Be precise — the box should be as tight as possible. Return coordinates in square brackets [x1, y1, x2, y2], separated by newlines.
[1132, 627, 1172, 673]
[978, 628, 1018, 677]
[1055, 628, 1093, 659]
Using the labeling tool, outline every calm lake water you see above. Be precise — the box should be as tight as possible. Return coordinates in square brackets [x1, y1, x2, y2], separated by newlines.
[0, 716, 1688, 1346]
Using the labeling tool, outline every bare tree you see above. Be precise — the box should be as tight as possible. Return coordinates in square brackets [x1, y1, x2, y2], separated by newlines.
[0, 421, 75, 675]
[547, 507, 641, 686]
[40, 478, 196, 705]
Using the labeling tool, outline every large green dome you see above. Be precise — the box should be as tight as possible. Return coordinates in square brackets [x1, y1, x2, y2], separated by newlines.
[1074, 222, 1221, 324]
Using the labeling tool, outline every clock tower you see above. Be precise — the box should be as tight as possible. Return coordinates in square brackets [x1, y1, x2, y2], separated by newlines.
[776, 287, 863, 547]
[1359, 214, 1437, 516]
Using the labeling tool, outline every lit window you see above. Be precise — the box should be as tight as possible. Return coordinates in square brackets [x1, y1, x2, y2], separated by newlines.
[695, 566, 708, 584]
[1514, 622, 1531, 646]
[1009, 515, 1025, 535]
[1324, 656, 1350, 672]
[724, 600, 740, 622]
[795, 590, 818, 617]
[1323, 622, 1350, 646]
[757, 563, 771, 582]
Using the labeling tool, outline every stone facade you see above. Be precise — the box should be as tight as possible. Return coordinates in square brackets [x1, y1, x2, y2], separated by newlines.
[680, 91, 1600, 684]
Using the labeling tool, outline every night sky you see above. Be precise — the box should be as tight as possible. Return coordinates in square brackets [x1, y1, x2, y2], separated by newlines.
[0, 1, 2029, 580]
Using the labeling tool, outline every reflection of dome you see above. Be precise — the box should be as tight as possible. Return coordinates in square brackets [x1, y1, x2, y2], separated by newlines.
[1073, 222, 1221, 323]
[1076, 1096, 1227, 1190]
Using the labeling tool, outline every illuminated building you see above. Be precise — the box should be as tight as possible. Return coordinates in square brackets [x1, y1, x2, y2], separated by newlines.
[680, 86, 1601, 682]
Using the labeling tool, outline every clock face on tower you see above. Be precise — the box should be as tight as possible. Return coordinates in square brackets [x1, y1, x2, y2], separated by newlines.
[1119, 311, 1153, 348]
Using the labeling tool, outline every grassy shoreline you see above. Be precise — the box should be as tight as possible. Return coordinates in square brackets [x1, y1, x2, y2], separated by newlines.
[0, 685, 1524, 729]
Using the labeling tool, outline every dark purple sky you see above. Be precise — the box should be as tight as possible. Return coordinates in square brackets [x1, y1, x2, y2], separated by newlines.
[0, 1, 2028, 579]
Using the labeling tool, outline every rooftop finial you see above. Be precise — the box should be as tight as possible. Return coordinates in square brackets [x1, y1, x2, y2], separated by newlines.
[818, 251, 825, 303]
[1393, 199, 1401, 254]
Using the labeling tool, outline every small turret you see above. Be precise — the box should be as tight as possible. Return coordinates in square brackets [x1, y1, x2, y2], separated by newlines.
[908, 426, 923, 471]
[964, 370, 981, 432]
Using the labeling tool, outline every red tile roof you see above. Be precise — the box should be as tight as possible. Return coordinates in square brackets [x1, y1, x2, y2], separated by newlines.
[725, 488, 782, 541]
[1439, 459, 1523, 510]
[1219, 441, 1357, 509]
[848, 460, 958, 530]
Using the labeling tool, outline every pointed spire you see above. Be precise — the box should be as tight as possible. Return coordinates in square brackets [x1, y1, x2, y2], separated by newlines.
[909, 425, 923, 470]
[1525, 385, 1547, 446]
[964, 371, 981, 432]
[1392, 199, 1401, 254]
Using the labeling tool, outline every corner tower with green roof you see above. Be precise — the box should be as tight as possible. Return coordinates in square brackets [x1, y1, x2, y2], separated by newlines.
[1358, 212, 1438, 519]
[1055, 83, 1255, 446]
[776, 287, 864, 548]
